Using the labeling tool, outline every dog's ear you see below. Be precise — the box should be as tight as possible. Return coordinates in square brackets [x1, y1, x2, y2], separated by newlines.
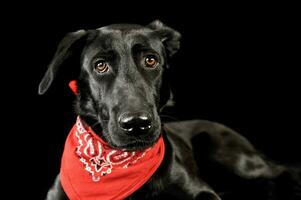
[38, 30, 87, 95]
[147, 20, 181, 57]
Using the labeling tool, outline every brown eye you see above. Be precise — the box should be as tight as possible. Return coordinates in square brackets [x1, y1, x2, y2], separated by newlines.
[145, 55, 159, 68]
[94, 59, 109, 73]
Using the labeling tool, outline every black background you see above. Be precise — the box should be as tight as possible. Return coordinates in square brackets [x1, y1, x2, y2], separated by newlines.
[2, 2, 300, 199]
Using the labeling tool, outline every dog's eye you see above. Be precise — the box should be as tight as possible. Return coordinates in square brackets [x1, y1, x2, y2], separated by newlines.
[144, 55, 159, 68]
[94, 59, 109, 73]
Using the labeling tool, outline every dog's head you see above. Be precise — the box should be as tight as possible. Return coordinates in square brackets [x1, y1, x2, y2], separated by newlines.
[38, 20, 181, 150]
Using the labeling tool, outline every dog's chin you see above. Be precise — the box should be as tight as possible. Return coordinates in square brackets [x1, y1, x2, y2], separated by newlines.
[108, 134, 161, 151]
[115, 140, 157, 151]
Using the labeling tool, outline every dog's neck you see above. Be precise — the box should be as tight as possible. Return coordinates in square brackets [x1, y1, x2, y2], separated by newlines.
[68, 80, 104, 136]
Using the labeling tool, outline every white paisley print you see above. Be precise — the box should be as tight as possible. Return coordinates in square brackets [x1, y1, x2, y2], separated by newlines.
[74, 117, 150, 182]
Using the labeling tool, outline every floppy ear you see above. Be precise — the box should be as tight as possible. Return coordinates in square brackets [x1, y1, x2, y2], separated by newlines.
[148, 20, 180, 110]
[147, 20, 181, 57]
[38, 30, 87, 95]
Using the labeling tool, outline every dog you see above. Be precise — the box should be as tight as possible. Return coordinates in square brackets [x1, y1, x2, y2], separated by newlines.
[39, 20, 301, 200]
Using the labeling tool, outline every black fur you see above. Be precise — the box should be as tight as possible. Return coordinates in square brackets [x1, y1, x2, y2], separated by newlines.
[40, 20, 301, 200]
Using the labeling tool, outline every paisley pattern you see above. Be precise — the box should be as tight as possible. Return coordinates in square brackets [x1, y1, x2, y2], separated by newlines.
[74, 117, 150, 182]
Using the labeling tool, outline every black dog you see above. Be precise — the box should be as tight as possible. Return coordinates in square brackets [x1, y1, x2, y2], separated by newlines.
[39, 20, 300, 200]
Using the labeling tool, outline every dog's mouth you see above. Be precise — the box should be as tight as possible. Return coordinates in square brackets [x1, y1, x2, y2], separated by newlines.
[109, 134, 161, 151]
[91, 124, 160, 151]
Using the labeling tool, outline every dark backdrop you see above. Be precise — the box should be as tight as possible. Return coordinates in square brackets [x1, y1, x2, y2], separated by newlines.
[3, 3, 300, 199]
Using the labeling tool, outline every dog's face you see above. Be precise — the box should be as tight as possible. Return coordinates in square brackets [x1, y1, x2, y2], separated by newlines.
[39, 20, 180, 150]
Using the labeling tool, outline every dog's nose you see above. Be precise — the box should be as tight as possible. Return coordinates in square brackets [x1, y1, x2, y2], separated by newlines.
[118, 112, 152, 134]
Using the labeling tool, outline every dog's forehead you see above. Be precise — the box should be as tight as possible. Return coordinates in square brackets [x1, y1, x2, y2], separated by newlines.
[85, 24, 162, 53]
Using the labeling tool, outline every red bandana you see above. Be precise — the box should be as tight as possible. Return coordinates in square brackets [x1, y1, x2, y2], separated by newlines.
[60, 117, 165, 200]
